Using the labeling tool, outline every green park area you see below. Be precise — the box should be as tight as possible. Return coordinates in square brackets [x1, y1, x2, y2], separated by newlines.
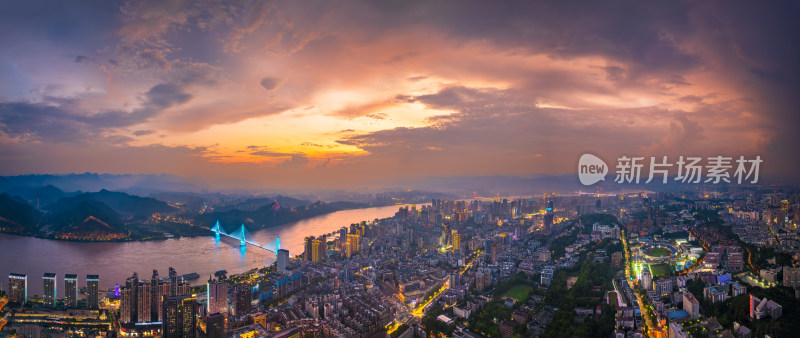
[503, 285, 533, 302]
[648, 263, 672, 277]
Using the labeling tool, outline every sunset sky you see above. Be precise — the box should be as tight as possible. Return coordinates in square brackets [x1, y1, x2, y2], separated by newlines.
[0, 0, 798, 190]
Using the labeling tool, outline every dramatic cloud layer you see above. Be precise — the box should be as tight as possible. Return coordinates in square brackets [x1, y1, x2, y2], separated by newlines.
[0, 0, 797, 190]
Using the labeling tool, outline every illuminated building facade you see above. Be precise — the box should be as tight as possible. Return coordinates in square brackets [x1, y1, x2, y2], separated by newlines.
[9, 273, 27, 304]
[162, 295, 197, 338]
[311, 237, 324, 263]
[86, 274, 99, 310]
[64, 274, 78, 308]
[121, 271, 190, 324]
[121, 273, 139, 324]
[207, 277, 228, 316]
[451, 230, 460, 253]
[169, 267, 178, 296]
[43, 273, 56, 307]
[339, 227, 348, 251]
[304, 236, 315, 261]
[346, 233, 360, 259]
[151, 270, 162, 321]
[233, 286, 251, 316]
[544, 200, 554, 230]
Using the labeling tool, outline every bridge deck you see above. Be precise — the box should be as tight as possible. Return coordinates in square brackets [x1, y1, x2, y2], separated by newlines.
[212, 222, 277, 253]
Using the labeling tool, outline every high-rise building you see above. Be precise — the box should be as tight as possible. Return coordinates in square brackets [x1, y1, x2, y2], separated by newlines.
[320, 235, 327, 259]
[162, 295, 197, 338]
[233, 286, 251, 316]
[151, 270, 161, 321]
[137, 281, 152, 323]
[451, 230, 461, 253]
[347, 233, 360, 258]
[277, 249, 290, 275]
[544, 200, 554, 230]
[345, 235, 353, 259]
[121, 272, 139, 324]
[338, 227, 348, 250]
[158, 279, 171, 307]
[304, 236, 315, 261]
[43, 273, 56, 307]
[8, 273, 27, 304]
[311, 237, 322, 263]
[86, 274, 99, 310]
[169, 267, 178, 296]
[206, 312, 226, 338]
[121, 286, 132, 323]
[64, 274, 78, 308]
[310, 235, 327, 263]
[207, 277, 228, 316]
[136, 270, 190, 323]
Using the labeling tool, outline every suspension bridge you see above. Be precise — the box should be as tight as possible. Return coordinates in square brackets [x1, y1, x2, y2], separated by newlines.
[210, 220, 280, 253]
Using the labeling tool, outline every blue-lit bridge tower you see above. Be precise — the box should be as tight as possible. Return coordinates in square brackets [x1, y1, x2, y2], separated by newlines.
[209, 220, 279, 254]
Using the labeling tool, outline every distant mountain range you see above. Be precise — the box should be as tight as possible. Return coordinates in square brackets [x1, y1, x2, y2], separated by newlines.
[44, 189, 177, 219]
[46, 200, 127, 237]
[0, 173, 206, 196]
[0, 172, 790, 201]
[210, 195, 312, 213]
[0, 188, 170, 239]
[0, 177, 380, 241]
[0, 193, 42, 233]
[196, 200, 369, 233]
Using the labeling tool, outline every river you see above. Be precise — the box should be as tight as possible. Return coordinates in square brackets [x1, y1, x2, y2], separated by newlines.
[0, 204, 406, 296]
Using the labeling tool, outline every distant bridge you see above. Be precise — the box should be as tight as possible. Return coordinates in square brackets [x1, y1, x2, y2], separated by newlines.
[211, 221, 280, 254]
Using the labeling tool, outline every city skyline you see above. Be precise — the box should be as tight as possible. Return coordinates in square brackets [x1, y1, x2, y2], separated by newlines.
[4, 190, 798, 337]
[1, 2, 800, 335]
[0, 1, 798, 190]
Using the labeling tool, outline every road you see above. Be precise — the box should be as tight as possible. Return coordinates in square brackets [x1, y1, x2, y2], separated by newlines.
[621, 230, 665, 338]
[387, 251, 482, 334]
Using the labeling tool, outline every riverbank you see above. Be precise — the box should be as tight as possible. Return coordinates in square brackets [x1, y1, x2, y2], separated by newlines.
[0, 202, 398, 243]
[1, 204, 406, 296]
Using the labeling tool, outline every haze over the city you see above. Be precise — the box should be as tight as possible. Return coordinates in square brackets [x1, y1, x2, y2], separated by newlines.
[1, 0, 798, 190]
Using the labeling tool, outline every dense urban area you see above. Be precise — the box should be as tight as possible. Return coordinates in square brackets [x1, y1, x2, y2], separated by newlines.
[2, 186, 800, 338]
